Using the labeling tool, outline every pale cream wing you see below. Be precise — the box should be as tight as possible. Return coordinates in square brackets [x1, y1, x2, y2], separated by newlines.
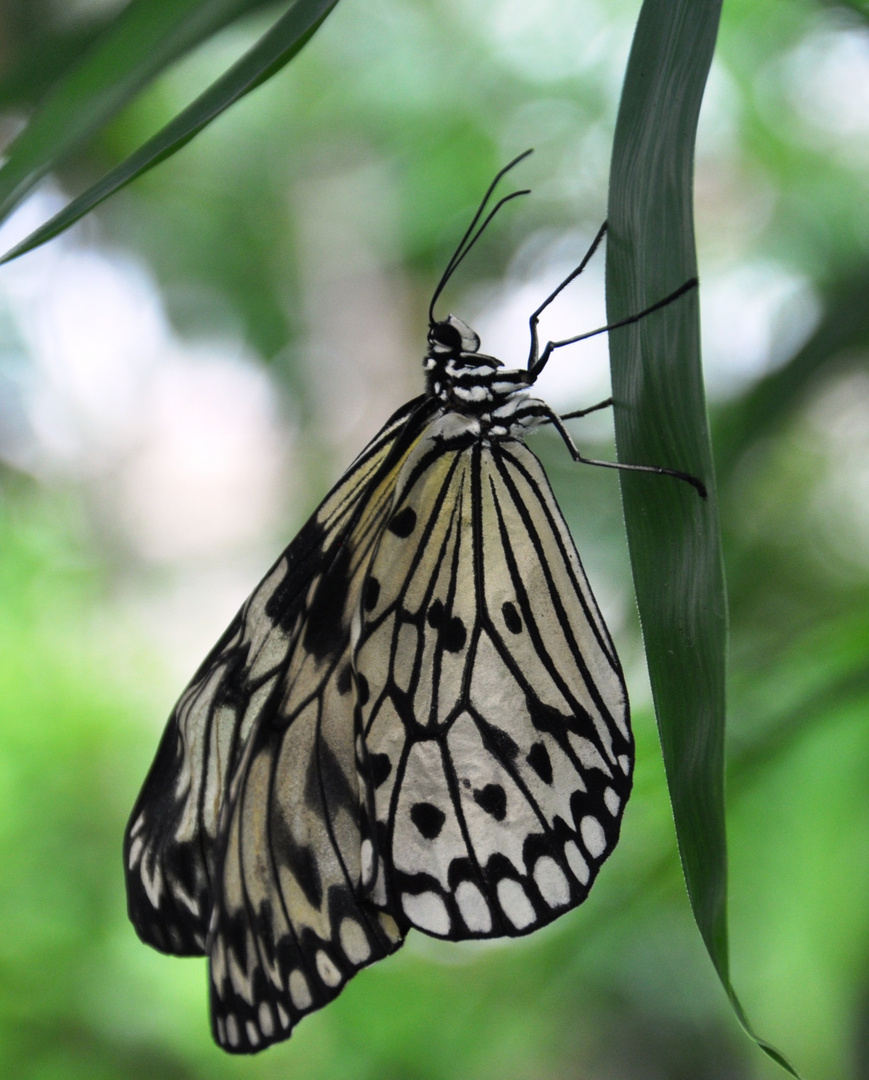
[204, 402, 432, 1052]
[355, 432, 631, 940]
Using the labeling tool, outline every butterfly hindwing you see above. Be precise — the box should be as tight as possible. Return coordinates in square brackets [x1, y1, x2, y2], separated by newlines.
[206, 653, 404, 1052]
[123, 564, 298, 957]
[355, 423, 631, 940]
[123, 400, 423, 964]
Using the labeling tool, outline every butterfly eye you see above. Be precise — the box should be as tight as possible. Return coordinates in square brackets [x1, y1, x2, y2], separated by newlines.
[428, 315, 482, 357]
[428, 321, 463, 353]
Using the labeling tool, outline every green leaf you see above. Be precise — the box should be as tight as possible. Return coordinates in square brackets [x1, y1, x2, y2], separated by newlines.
[0, 0, 340, 264]
[606, 1, 800, 1074]
[0, 0, 265, 224]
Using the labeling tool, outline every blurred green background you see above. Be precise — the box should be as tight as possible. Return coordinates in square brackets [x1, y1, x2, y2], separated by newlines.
[0, 0, 868, 1077]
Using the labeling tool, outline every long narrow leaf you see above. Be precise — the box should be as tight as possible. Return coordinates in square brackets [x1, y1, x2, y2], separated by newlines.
[0, 0, 339, 265]
[606, 1, 799, 1074]
[0, 0, 266, 224]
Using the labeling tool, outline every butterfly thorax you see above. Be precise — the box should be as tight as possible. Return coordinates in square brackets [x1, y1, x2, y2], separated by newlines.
[425, 314, 546, 443]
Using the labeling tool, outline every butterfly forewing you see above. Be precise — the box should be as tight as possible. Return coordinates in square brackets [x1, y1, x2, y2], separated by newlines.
[203, 405, 436, 1052]
[123, 399, 424, 964]
[355, 425, 632, 941]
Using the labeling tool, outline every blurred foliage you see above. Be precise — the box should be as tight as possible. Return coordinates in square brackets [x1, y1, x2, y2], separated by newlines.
[0, 0, 341, 258]
[0, 1, 868, 1079]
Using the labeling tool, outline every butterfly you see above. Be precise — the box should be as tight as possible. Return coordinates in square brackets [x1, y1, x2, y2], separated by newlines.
[123, 150, 705, 1053]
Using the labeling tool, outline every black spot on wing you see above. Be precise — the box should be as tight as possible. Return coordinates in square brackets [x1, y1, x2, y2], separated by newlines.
[212, 644, 252, 709]
[528, 695, 594, 739]
[473, 783, 507, 821]
[501, 600, 522, 634]
[427, 599, 444, 628]
[263, 517, 329, 633]
[442, 616, 466, 653]
[302, 541, 352, 661]
[426, 599, 465, 651]
[364, 577, 380, 611]
[306, 736, 356, 817]
[337, 663, 352, 695]
[270, 812, 324, 910]
[410, 802, 446, 839]
[478, 719, 520, 762]
[356, 673, 370, 706]
[527, 742, 553, 784]
[370, 753, 392, 788]
[388, 507, 417, 537]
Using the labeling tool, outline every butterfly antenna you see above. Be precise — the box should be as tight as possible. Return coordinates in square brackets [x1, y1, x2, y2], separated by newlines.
[429, 149, 533, 324]
[438, 189, 530, 300]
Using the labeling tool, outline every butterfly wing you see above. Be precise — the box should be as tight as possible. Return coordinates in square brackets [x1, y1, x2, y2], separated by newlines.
[204, 412, 425, 1051]
[123, 398, 424, 960]
[355, 429, 632, 940]
[205, 635, 405, 1052]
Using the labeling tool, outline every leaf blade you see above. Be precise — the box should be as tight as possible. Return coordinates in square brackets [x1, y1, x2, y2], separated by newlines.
[606, 1, 800, 1074]
[0, 0, 267, 223]
[0, 0, 340, 264]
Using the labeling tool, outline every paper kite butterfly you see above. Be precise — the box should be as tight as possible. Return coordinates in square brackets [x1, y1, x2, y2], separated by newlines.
[124, 150, 705, 1053]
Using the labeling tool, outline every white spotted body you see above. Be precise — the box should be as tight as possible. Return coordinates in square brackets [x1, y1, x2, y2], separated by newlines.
[424, 314, 550, 444]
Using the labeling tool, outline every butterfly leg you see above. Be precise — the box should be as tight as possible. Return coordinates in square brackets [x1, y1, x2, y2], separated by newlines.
[560, 397, 613, 421]
[536, 404, 707, 498]
[526, 222, 608, 373]
[529, 277, 699, 380]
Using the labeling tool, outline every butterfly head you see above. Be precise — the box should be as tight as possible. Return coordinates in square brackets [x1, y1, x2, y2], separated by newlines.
[425, 314, 532, 420]
[427, 314, 482, 358]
